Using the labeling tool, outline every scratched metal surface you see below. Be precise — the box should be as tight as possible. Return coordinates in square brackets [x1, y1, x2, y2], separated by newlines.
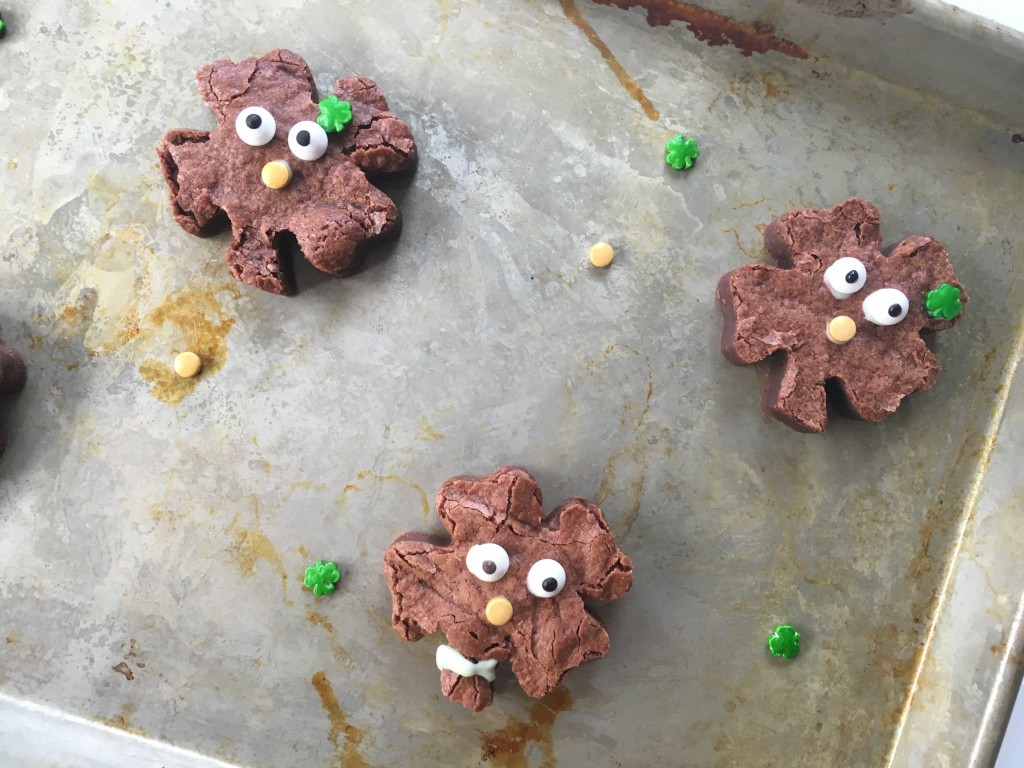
[0, 0, 1022, 766]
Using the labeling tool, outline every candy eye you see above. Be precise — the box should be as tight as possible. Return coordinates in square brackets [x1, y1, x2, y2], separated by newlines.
[466, 543, 509, 583]
[823, 257, 867, 299]
[287, 121, 329, 161]
[235, 107, 276, 147]
[526, 559, 566, 598]
[863, 288, 910, 326]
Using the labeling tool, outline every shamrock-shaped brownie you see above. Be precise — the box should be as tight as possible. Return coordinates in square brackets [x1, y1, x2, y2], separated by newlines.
[383, 467, 633, 711]
[717, 199, 966, 432]
[157, 49, 417, 295]
[0, 332, 26, 460]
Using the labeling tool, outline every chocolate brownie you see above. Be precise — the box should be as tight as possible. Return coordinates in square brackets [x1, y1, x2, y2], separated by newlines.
[0, 333, 27, 459]
[383, 467, 633, 711]
[717, 198, 966, 432]
[157, 49, 417, 295]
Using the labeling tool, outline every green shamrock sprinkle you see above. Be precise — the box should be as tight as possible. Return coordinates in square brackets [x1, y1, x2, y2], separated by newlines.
[0, 18, 6, 38]
[925, 283, 963, 321]
[768, 624, 801, 660]
[317, 95, 353, 134]
[304, 560, 342, 597]
[665, 134, 699, 170]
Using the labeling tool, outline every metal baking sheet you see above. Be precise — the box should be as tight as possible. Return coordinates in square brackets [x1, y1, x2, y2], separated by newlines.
[1, 0, 1023, 766]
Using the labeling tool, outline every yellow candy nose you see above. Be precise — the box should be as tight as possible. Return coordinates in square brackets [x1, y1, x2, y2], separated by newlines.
[826, 315, 857, 344]
[485, 596, 513, 626]
[261, 160, 292, 190]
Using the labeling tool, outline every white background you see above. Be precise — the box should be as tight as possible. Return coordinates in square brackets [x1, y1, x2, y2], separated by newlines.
[945, 0, 1024, 31]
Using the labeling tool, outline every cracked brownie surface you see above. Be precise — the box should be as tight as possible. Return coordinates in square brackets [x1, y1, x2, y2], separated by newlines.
[384, 467, 633, 711]
[158, 49, 417, 295]
[717, 198, 966, 432]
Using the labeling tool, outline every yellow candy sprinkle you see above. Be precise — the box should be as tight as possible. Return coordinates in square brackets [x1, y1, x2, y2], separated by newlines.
[589, 242, 615, 268]
[173, 351, 203, 378]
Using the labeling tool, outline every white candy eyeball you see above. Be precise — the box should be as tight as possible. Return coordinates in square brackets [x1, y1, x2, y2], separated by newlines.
[288, 121, 329, 161]
[235, 107, 276, 147]
[863, 288, 910, 326]
[824, 257, 867, 299]
[466, 543, 509, 583]
[526, 559, 566, 598]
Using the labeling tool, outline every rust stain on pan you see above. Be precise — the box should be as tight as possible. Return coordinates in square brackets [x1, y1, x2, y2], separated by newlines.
[590, 0, 810, 59]
[479, 687, 575, 767]
[224, 499, 291, 604]
[338, 470, 431, 521]
[560, 0, 662, 121]
[94, 702, 144, 736]
[311, 671, 369, 768]
[111, 662, 135, 681]
[137, 281, 239, 406]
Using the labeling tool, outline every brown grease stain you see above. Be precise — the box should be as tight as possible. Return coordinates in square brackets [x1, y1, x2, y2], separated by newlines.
[307, 609, 355, 667]
[341, 470, 431, 521]
[732, 196, 768, 210]
[876, 623, 927, 729]
[760, 71, 784, 99]
[50, 196, 240, 406]
[886, 358, 1006, 732]
[149, 503, 188, 528]
[416, 417, 445, 441]
[721, 227, 762, 261]
[559, 0, 661, 121]
[52, 225, 152, 355]
[111, 662, 135, 681]
[60, 303, 89, 328]
[584, 344, 656, 538]
[138, 281, 240, 405]
[591, 0, 809, 59]
[311, 671, 369, 768]
[307, 609, 336, 634]
[95, 702, 142, 735]
[225, 500, 291, 604]
[479, 687, 575, 767]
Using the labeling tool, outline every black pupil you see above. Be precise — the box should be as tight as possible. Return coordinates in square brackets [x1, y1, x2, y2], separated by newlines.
[296, 130, 311, 147]
[482, 560, 496, 575]
[245, 114, 262, 130]
[888, 304, 902, 318]
[845, 270, 859, 284]
[541, 577, 558, 592]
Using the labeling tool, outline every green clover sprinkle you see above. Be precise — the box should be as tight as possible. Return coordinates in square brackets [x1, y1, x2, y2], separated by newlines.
[665, 134, 699, 170]
[317, 95, 353, 134]
[768, 624, 801, 660]
[0, 18, 6, 38]
[304, 560, 342, 597]
[925, 283, 963, 321]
